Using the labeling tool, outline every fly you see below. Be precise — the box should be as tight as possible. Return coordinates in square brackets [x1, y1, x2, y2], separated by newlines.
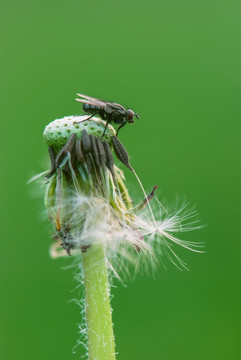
[75, 93, 140, 137]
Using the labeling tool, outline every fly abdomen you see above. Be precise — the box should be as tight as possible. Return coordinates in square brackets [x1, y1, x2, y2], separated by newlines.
[83, 103, 100, 113]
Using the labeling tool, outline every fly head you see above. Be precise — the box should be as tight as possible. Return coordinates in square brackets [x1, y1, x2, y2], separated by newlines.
[125, 109, 140, 123]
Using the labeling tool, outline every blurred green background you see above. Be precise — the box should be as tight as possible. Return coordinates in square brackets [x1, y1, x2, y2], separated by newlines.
[1, 0, 241, 359]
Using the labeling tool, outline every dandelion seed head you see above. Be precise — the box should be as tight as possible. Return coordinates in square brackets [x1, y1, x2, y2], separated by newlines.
[35, 115, 203, 275]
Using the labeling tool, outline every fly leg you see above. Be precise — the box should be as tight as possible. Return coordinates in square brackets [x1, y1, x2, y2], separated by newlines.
[102, 120, 111, 137]
[76, 112, 99, 124]
[116, 122, 126, 137]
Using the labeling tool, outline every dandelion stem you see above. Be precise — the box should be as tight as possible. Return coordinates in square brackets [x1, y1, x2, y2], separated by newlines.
[82, 244, 116, 360]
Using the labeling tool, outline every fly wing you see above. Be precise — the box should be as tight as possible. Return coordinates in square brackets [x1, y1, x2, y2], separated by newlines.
[75, 98, 107, 108]
[76, 93, 106, 106]
[111, 102, 126, 111]
[76, 94, 107, 108]
[76, 93, 102, 101]
[76, 93, 126, 114]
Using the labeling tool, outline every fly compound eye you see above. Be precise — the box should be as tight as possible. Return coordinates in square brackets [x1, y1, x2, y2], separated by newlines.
[126, 109, 135, 123]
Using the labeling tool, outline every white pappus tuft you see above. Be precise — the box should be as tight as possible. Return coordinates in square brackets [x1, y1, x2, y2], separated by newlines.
[49, 188, 203, 275]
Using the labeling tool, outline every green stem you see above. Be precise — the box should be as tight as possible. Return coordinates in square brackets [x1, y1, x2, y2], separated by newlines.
[82, 244, 116, 360]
